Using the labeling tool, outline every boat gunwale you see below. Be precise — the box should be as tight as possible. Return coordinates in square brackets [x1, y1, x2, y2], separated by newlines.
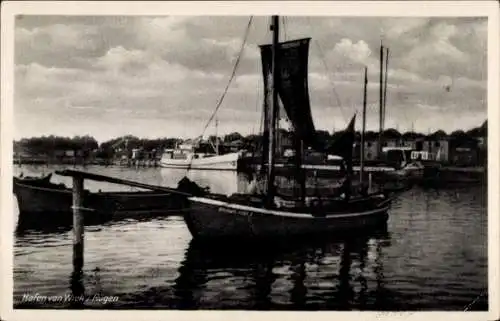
[188, 196, 391, 219]
[158, 165, 238, 171]
[14, 182, 174, 196]
[14, 182, 71, 194]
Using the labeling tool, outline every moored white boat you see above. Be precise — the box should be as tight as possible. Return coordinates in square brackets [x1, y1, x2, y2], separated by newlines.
[160, 150, 242, 170]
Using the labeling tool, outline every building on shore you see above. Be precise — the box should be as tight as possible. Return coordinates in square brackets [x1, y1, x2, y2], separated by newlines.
[349, 128, 484, 167]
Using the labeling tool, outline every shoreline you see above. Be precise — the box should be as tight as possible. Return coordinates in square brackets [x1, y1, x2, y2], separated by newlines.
[13, 160, 486, 173]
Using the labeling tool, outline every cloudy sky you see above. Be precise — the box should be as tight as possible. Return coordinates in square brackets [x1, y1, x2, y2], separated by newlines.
[14, 15, 487, 142]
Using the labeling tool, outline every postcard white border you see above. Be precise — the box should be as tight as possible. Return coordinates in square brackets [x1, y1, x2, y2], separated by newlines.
[1, 1, 498, 321]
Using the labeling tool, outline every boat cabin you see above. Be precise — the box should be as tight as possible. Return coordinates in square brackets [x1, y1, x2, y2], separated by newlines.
[161, 143, 216, 161]
[381, 147, 413, 167]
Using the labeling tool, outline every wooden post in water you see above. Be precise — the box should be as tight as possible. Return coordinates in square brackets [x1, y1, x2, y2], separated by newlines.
[72, 176, 84, 273]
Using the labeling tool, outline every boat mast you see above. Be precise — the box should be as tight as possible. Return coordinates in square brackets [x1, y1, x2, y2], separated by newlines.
[360, 66, 368, 184]
[266, 15, 279, 205]
[378, 40, 384, 159]
[382, 48, 389, 131]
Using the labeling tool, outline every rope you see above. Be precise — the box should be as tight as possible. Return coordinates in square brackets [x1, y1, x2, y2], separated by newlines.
[186, 16, 254, 171]
[251, 85, 266, 178]
[197, 16, 253, 140]
[313, 39, 348, 123]
[254, 68, 261, 134]
[283, 16, 287, 41]
[304, 17, 349, 126]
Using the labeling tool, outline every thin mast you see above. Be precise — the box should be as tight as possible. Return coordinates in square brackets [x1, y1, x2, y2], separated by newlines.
[360, 66, 368, 184]
[215, 117, 219, 155]
[382, 47, 389, 131]
[266, 15, 279, 205]
[378, 40, 384, 159]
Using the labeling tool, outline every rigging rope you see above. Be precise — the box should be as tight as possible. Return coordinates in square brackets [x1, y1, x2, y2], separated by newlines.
[283, 16, 287, 41]
[305, 17, 349, 126]
[185, 16, 254, 172]
[313, 39, 348, 124]
[197, 16, 254, 140]
[252, 69, 260, 136]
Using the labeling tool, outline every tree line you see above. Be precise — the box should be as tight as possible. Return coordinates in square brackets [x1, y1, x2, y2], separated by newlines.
[14, 120, 487, 158]
[14, 135, 99, 155]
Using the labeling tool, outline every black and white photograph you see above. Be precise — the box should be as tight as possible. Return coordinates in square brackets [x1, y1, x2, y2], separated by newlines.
[1, 1, 498, 320]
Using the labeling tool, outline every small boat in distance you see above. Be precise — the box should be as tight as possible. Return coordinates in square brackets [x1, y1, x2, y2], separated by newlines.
[160, 140, 243, 171]
[182, 16, 404, 240]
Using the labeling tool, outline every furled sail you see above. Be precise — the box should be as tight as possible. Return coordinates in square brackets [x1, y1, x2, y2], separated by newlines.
[260, 38, 319, 150]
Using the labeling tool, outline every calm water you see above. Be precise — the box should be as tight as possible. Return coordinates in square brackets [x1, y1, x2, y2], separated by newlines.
[12, 165, 488, 310]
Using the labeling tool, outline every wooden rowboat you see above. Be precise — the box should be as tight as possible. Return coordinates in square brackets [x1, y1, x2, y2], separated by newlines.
[13, 174, 188, 230]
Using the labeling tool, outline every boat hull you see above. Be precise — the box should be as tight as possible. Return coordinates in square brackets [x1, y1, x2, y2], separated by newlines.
[13, 179, 187, 230]
[160, 152, 241, 170]
[185, 196, 390, 239]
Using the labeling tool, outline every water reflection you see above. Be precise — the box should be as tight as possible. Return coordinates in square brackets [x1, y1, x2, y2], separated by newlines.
[12, 166, 488, 310]
[16, 225, 73, 237]
[173, 227, 390, 310]
[289, 252, 307, 308]
[69, 270, 85, 308]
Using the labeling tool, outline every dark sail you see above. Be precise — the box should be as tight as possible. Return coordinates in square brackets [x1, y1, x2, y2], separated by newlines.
[260, 38, 319, 149]
[326, 115, 356, 173]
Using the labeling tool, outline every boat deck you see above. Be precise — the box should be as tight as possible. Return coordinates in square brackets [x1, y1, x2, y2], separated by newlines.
[201, 190, 389, 216]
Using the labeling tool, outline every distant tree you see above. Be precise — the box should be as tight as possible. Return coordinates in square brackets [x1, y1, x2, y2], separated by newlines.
[242, 134, 262, 151]
[381, 128, 401, 140]
[450, 130, 467, 139]
[401, 131, 425, 140]
[15, 135, 98, 157]
[223, 132, 244, 143]
[449, 130, 476, 147]
[427, 130, 448, 140]
[466, 120, 487, 138]
[363, 130, 379, 141]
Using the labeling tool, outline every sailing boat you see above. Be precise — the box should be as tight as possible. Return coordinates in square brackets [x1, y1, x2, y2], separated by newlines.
[182, 16, 398, 239]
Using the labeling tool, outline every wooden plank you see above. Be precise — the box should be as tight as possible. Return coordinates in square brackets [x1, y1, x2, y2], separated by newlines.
[72, 176, 85, 273]
[55, 169, 192, 196]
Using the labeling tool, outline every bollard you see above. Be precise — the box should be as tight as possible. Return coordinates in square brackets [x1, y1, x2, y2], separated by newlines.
[368, 173, 373, 192]
[72, 176, 84, 273]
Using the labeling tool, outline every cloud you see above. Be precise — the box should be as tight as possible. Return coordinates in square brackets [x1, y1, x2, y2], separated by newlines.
[15, 23, 105, 69]
[13, 16, 487, 141]
[332, 38, 373, 64]
[383, 18, 430, 40]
